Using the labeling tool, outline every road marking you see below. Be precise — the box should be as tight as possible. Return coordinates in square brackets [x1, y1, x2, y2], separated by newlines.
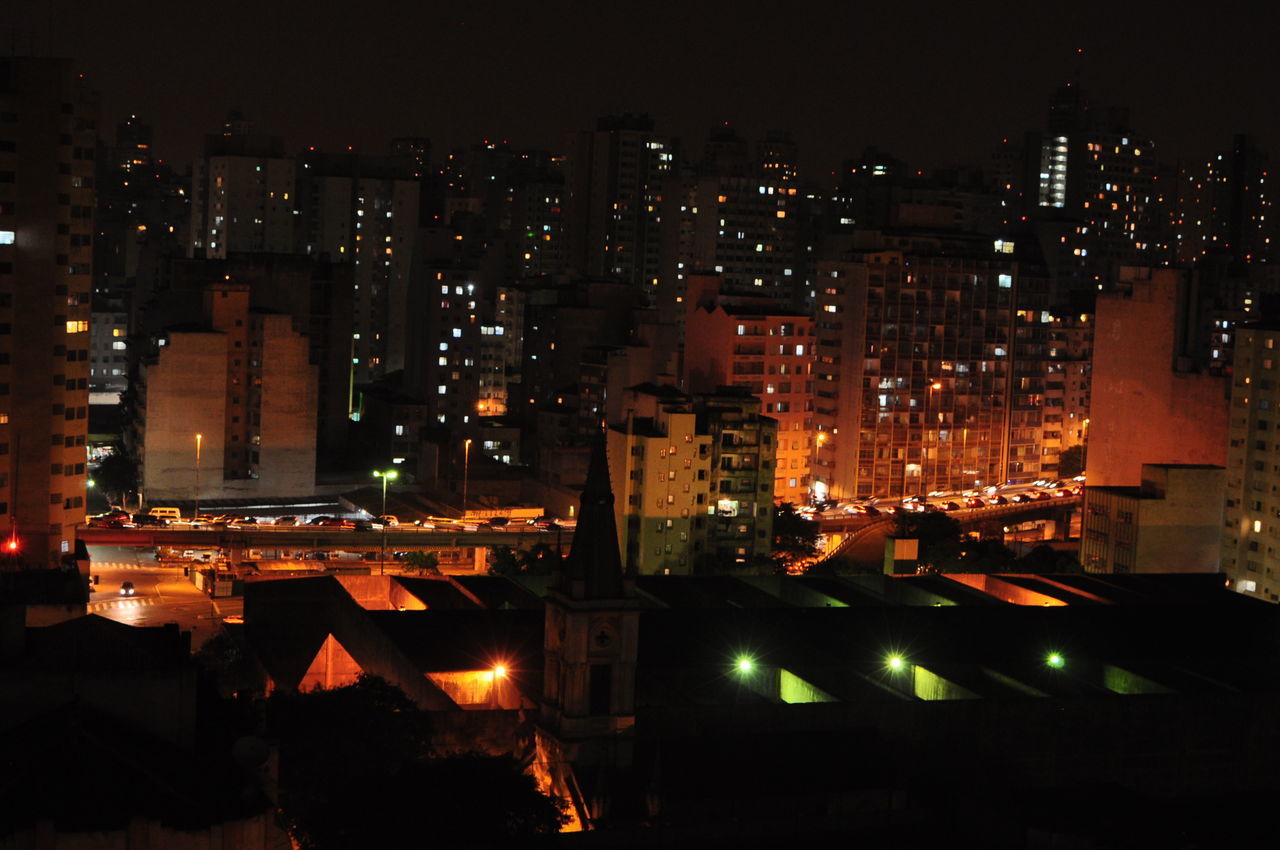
[88, 597, 159, 613]
[90, 561, 175, 571]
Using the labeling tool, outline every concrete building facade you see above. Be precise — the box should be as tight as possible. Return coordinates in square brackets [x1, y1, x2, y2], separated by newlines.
[134, 283, 317, 501]
[1223, 322, 1280, 602]
[1087, 266, 1229, 487]
[0, 58, 95, 565]
[683, 285, 813, 505]
[1081, 464, 1224, 574]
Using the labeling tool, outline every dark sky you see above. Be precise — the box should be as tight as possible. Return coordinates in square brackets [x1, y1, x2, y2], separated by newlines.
[22, 0, 1280, 181]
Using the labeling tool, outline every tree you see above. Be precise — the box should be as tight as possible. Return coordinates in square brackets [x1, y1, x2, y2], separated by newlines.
[773, 502, 820, 569]
[1058, 444, 1086, 479]
[268, 675, 565, 848]
[92, 445, 137, 505]
[488, 545, 520, 576]
[488, 542, 562, 576]
[402, 550, 440, 575]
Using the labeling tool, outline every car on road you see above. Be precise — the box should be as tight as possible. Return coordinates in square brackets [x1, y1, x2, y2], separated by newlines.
[529, 515, 559, 528]
[352, 520, 374, 532]
[378, 515, 400, 527]
[989, 494, 1009, 505]
[940, 501, 962, 511]
[273, 516, 299, 526]
[119, 581, 136, 597]
[131, 513, 168, 527]
[1011, 493, 1033, 503]
[88, 514, 128, 528]
[413, 519, 436, 530]
[229, 517, 259, 527]
[485, 516, 510, 527]
[965, 497, 985, 508]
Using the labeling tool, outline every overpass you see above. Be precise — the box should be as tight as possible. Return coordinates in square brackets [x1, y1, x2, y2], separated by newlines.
[78, 524, 570, 567]
[817, 495, 1080, 567]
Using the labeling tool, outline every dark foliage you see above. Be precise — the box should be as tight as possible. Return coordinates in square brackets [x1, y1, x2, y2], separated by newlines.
[267, 675, 564, 848]
[772, 502, 819, 567]
[1058, 444, 1086, 478]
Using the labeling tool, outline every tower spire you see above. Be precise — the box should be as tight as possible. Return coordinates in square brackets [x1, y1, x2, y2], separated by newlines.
[557, 431, 626, 599]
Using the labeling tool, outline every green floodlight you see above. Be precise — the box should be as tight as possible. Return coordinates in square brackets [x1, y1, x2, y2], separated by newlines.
[736, 656, 754, 674]
[1046, 652, 1065, 669]
[887, 654, 906, 671]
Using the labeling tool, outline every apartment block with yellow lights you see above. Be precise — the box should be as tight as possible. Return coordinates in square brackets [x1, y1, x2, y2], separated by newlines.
[1224, 322, 1280, 602]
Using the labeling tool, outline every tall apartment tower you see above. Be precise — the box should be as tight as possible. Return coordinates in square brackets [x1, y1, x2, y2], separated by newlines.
[1175, 135, 1276, 265]
[682, 276, 815, 505]
[1222, 322, 1280, 602]
[565, 115, 673, 291]
[812, 232, 1018, 501]
[188, 114, 295, 258]
[0, 58, 95, 567]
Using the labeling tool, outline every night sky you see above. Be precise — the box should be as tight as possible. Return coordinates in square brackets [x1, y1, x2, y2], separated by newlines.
[23, 0, 1280, 179]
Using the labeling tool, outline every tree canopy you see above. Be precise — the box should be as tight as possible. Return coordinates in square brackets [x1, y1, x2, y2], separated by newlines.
[267, 675, 565, 847]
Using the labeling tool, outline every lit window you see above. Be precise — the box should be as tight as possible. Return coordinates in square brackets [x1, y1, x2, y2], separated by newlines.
[0, 231, 13, 244]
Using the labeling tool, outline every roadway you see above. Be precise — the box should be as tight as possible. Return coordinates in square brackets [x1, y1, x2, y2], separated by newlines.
[78, 523, 572, 552]
[86, 545, 235, 650]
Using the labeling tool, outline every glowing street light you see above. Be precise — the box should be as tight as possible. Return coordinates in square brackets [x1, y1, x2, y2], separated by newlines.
[194, 433, 203, 520]
[493, 664, 507, 679]
[1046, 652, 1065, 669]
[373, 469, 398, 574]
[462, 438, 473, 519]
[886, 653, 906, 672]
[735, 656, 754, 674]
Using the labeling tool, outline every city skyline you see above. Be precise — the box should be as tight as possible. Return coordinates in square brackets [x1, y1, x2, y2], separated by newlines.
[18, 0, 1280, 176]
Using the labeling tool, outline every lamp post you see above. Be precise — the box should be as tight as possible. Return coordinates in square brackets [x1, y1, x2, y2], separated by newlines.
[462, 438, 472, 520]
[373, 469, 398, 574]
[194, 433, 203, 520]
[927, 382, 942, 491]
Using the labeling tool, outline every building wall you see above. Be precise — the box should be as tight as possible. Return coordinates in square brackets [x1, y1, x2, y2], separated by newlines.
[1088, 268, 1229, 486]
[609, 410, 712, 576]
[138, 333, 228, 502]
[683, 301, 814, 505]
[1, 58, 95, 565]
[1224, 326, 1280, 602]
[1082, 465, 1224, 574]
[1133, 466, 1224, 574]
[255, 313, 318, 496]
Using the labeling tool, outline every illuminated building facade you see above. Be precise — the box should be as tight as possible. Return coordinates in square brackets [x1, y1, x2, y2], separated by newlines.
[608, 386, 712, 576]
[0, 58, 95, 566]
[1174, 134, 1276, 266]
[1224, 322, 1280, 602]
[565, 114, 672, 292]
[812, 232, 1018, 501]
[404, 266, 482, 430]
[131, 281, 317, 500]
[682, 280, 814, 505]
[1086, 267, 1228, 487]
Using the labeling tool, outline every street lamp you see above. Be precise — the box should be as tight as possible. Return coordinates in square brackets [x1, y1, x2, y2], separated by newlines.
[373, 469, 398, 574]
[462, 438, 472, 520]
[927, 382, 942, 491]
[194, 433, 203, 520]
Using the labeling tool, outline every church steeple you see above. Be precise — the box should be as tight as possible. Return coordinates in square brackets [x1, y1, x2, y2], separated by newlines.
[555, 432, 629, 600]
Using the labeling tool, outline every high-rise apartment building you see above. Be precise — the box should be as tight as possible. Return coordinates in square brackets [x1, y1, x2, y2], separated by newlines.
[812, 232, 1018, 501]
[296, 150, 419, 382]
[608, 385, 774, 574]
[565, 115, 673, 291]
[188, 115, 295, 258]
[1175, 135, 1276, 266]
[1223, 321, 1280, 602]
[683, 277, 815, 505]
[0, 58, 95, 566]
